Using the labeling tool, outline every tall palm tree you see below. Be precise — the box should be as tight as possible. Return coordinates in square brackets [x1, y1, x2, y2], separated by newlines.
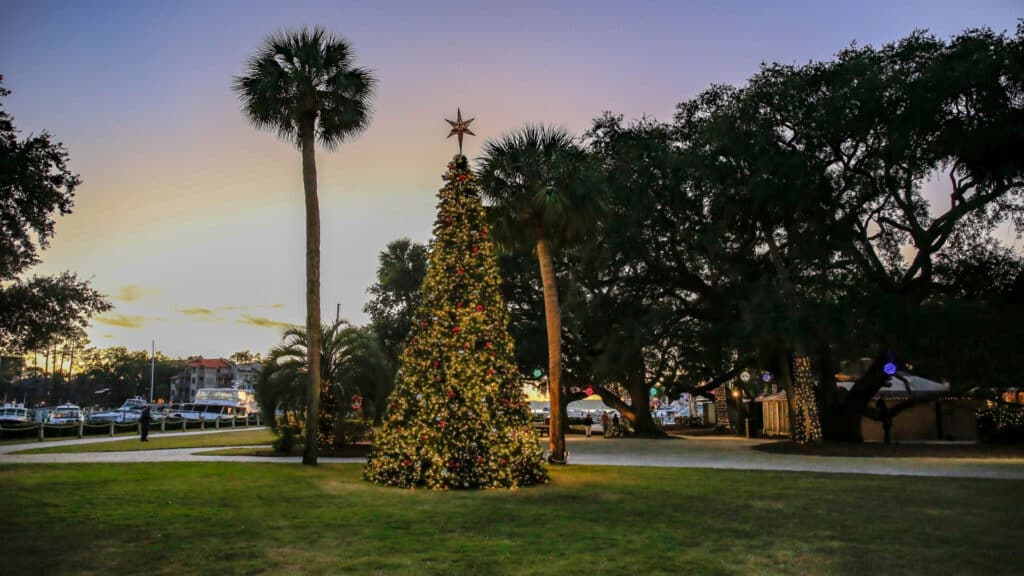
[476, 125, 598, 464]
[234, 28, 376, 465]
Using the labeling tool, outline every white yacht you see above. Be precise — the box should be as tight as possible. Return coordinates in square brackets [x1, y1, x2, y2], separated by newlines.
[180, 388, 257, 422]
[87, 396, 148, 424]
[47, 403, 85, 425]
[0, 400, 31, 424]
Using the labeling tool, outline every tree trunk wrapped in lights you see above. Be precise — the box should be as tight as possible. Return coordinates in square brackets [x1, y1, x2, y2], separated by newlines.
[788, 354, 823, 445]
[365, 155, 548, 489]
[713, 385, 732, 430]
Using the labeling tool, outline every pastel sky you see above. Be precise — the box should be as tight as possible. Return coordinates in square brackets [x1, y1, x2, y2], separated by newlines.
[1, 1, 1020, 359]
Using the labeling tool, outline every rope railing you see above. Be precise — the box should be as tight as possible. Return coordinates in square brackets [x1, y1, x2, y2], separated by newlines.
[0, 413, 261, 441]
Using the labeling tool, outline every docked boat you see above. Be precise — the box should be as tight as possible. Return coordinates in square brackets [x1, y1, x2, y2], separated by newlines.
[87, 396, 148, 424]
[179, 388, 257, 421]
[0, 400, 31, 425]
[47, 403, 85, 425]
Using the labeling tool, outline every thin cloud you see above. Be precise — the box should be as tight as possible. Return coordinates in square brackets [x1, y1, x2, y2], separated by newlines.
[116, 285, 160, 302]
[95, 314, 146, 329]
[238, 314, 293, 330]
[269, 303, 285, 309]
[180, 307, 215, 316]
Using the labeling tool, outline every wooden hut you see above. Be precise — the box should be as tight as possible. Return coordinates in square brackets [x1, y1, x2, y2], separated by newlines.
[759, 390, 790, 437]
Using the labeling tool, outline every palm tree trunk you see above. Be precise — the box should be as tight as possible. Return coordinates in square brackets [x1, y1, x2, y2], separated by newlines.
[536, 238, 566, 463]
[301, 119, 322, 466]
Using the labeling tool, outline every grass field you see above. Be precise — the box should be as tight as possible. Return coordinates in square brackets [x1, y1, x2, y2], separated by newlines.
[0, 430, 141, 446]
[10, 429, 275, 454]
[1, 463, 1019, 575]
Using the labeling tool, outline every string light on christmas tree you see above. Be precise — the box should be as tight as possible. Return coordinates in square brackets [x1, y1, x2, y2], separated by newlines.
[364, 112, 547, 489]
[883, 362, 897, 376]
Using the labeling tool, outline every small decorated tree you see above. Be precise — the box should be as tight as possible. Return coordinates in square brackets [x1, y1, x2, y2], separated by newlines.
[365, 151, 548, 489]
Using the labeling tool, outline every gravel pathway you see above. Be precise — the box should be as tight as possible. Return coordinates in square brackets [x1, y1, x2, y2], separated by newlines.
[3, 429, 1023, 479]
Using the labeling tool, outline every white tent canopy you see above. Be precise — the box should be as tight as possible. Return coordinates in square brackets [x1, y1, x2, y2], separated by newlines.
[836, 371, 948, 394]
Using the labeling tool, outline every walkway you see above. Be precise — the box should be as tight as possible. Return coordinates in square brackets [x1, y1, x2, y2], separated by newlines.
[2, 429, 1023, 480]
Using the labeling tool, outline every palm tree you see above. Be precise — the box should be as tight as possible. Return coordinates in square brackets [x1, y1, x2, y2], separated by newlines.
[476, 125, 598, 464]
[234, 28, 376, 465]
[257, 320, 387, 448]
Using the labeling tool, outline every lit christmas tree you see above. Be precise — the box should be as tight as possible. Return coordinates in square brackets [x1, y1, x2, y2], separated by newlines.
[365, 114, 548, 489]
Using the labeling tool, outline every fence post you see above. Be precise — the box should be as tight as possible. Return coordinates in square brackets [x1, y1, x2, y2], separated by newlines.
[215, 417, 220, 430]
[231, 416, 236, 428]
[109, 421, 115, 436]
[38, 423, 45, 441]
[200, 419, 205, 431]
[138, 422, 142, 436]
[161, 419, 166, 433]
[78, 420, 84, 438]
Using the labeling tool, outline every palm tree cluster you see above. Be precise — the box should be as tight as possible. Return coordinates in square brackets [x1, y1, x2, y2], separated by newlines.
[257, 320, 387, 450]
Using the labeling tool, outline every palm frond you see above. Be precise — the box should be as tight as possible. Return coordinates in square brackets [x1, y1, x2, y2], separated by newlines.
[233, 27, 376, 150]
[476, 124, 600, 252]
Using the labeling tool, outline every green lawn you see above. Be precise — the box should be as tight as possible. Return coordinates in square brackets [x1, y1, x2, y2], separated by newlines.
[0, 430, 141, 446]
[11, 429, 274, 454]
[0, 463, 1018, 575]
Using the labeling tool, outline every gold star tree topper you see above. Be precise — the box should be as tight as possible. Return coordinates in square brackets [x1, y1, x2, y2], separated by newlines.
[445, 108, 475, 154]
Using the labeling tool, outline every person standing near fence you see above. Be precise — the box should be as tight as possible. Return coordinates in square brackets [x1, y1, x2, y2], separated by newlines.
[140, 405, 152, 442]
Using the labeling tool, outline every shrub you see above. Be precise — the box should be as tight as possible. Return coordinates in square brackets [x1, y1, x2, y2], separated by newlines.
[272, 427, 297, 454]
[272, 412, 304, 454]
[334, 417, 373, 447]
[675, 415, 705, 427]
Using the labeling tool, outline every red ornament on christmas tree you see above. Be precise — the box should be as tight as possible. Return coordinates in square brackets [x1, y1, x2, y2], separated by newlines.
[475, 304, 484, 312]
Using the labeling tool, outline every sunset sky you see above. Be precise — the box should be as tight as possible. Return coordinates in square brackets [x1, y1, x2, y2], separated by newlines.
[1, 1, 1020, 359]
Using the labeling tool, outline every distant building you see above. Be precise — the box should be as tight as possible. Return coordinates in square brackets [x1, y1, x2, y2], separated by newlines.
[232, 362, 262, 393]
[170, 357, 234, 403]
